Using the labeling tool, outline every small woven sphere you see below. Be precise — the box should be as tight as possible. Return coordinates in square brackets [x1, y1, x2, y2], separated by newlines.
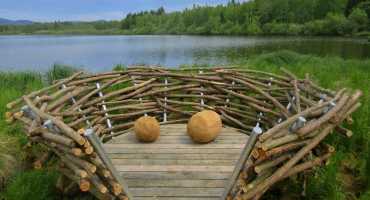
[187, 110, 222, 143]
[134, 116, 160, 142]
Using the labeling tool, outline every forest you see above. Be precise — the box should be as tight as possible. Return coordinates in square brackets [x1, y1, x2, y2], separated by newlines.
[0, 0, 369, 36]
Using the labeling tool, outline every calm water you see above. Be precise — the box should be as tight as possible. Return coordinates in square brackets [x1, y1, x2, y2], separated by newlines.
[0, 35, 369, 72]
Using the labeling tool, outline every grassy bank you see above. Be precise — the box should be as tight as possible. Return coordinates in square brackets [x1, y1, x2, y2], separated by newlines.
[0, 51, 369, 200]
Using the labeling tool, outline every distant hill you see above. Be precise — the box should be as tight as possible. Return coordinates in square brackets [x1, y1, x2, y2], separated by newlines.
[0, 18, 33, 25]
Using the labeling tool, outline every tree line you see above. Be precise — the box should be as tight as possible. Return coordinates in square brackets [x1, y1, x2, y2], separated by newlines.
[1, 0, 369, 36]
[119, 0, 370, 36]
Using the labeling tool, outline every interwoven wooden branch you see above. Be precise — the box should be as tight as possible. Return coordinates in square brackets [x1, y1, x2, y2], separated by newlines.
[6, 66, 361, 200]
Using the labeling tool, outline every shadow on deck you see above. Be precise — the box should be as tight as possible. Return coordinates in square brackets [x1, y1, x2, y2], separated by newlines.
[103, 124, 249, 200]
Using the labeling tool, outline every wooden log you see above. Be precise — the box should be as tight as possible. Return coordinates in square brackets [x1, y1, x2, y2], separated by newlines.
[67, 76, 125, 111]
[65, 154, 97, 174]
[254, 154, 291, 174]
[67, 74, 121, 86]
[241, 123, 338, 199]
[84, 78, 156, 107]
[258, 97, 341, 142]
[38, 129, 75, 147]
[135, 83, 200, 98]
[224, 76, 290, 117]
[59, 167, 90, 192]
[60, 156, 88, 178]
[47, 86, 91, 111]
[90, 174, 108, 194]
[56, 174, 66, 192]
[297, 93, 350, 137]
[23, 96, 86, 145]
[54, 107, 98, 117]
[33, 152, 51, 169]
[49, 85, 76, 100]
[7, 71, 83, 109]
[248, 152, 333, 199]
[257, 140, 310, 163]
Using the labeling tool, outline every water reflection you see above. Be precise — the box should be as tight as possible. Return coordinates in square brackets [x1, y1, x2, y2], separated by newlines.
[0, 35, 368, 72]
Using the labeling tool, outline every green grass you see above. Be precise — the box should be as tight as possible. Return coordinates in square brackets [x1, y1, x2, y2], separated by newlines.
[0, 52, 369, 199]
[2, 170, 58, 200]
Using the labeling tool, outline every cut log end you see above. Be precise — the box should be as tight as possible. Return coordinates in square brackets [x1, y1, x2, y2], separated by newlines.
[112, 182, 123, 196]
[79, 171, 88, 178]
[84, 146, 94, 155]
[71, 148, 83, 157]
[79, 179, 91, 192]
[77, 137, 87, 146]
[77, 128, 85, 135]
[6, 102, 14, 109]
[33, 160, 43, 169]
[13, 111, 24, 118]
[99, 185, 108, 194]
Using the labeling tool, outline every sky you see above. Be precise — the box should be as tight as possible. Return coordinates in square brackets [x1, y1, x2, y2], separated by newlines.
[0, 0, 237, 22]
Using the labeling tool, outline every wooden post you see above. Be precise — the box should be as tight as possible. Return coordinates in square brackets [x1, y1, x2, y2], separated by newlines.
[199, 70, 205, 107]
[221, 126, 263, 200]
[163, 77, 168, 122]
[84, 129, 132, 199]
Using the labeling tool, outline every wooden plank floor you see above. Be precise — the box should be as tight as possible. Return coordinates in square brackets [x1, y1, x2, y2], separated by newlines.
[104, 124, 249, 200]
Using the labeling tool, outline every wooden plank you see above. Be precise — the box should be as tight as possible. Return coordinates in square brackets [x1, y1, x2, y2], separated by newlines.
[111, 159, 236, 165]
[105, 143, 245, 149]
[109, 138, 247, 144]
[134, 197, 219, 200]
[120, 172, 231, 180]
[105, 148, 243, 154]
[101, 124, 249, 199]
[108, 153, 240, 160]
[130, 187, 224, 197]
[158, 129, 242, 135]
[110, 134, 248, 142]
[116, 165, 234, 172]
[126, 179, 227, 188]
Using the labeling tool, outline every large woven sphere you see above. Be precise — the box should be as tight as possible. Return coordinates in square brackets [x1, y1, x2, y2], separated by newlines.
[187, 110, 222, 143]
[134, 116, 160, 142]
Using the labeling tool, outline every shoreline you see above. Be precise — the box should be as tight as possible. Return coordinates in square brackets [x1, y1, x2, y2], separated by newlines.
[0, 32, 369, 40]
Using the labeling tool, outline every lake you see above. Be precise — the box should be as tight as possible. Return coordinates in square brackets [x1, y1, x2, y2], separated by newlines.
[0, 35, 369, 72]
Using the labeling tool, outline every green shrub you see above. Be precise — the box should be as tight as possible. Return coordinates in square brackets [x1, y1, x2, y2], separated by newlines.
[245, 17, 262, 35]
[113, 64, 126, 71]
[304, 20, 327, 35]
[324, 13, 350, 35]
[46, 64, 78, 84]
[348, 8, 369, 33]
[3, 170, 58, 200]
[262, 22, 288, 35]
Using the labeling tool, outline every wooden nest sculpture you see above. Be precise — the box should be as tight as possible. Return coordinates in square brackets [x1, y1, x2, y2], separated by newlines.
[6, 67, 362, 200]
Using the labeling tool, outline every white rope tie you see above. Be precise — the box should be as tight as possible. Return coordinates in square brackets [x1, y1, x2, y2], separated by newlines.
[163, 78, 168, 122]
[132, 77, 147, 116]
[96, 82, 112, 134]
[225, 81, 235, 107]
[199, 70, 205, 107]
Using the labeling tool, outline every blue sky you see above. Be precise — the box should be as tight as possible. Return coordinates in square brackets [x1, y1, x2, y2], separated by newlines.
[1, 0, 237, 22]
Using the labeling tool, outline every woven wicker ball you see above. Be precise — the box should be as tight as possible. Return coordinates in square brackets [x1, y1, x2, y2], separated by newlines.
[134, 116, 160, 142]
[187, 110, 222, 143]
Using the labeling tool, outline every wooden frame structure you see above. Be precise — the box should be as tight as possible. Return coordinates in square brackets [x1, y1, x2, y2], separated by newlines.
[6, 67, 361, 200]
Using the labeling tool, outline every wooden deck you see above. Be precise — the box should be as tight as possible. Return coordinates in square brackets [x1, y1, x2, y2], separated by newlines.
[103, 124, 249, 200]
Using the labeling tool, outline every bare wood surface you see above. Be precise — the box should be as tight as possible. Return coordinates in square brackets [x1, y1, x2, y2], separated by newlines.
[104, 124, 248, 200]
